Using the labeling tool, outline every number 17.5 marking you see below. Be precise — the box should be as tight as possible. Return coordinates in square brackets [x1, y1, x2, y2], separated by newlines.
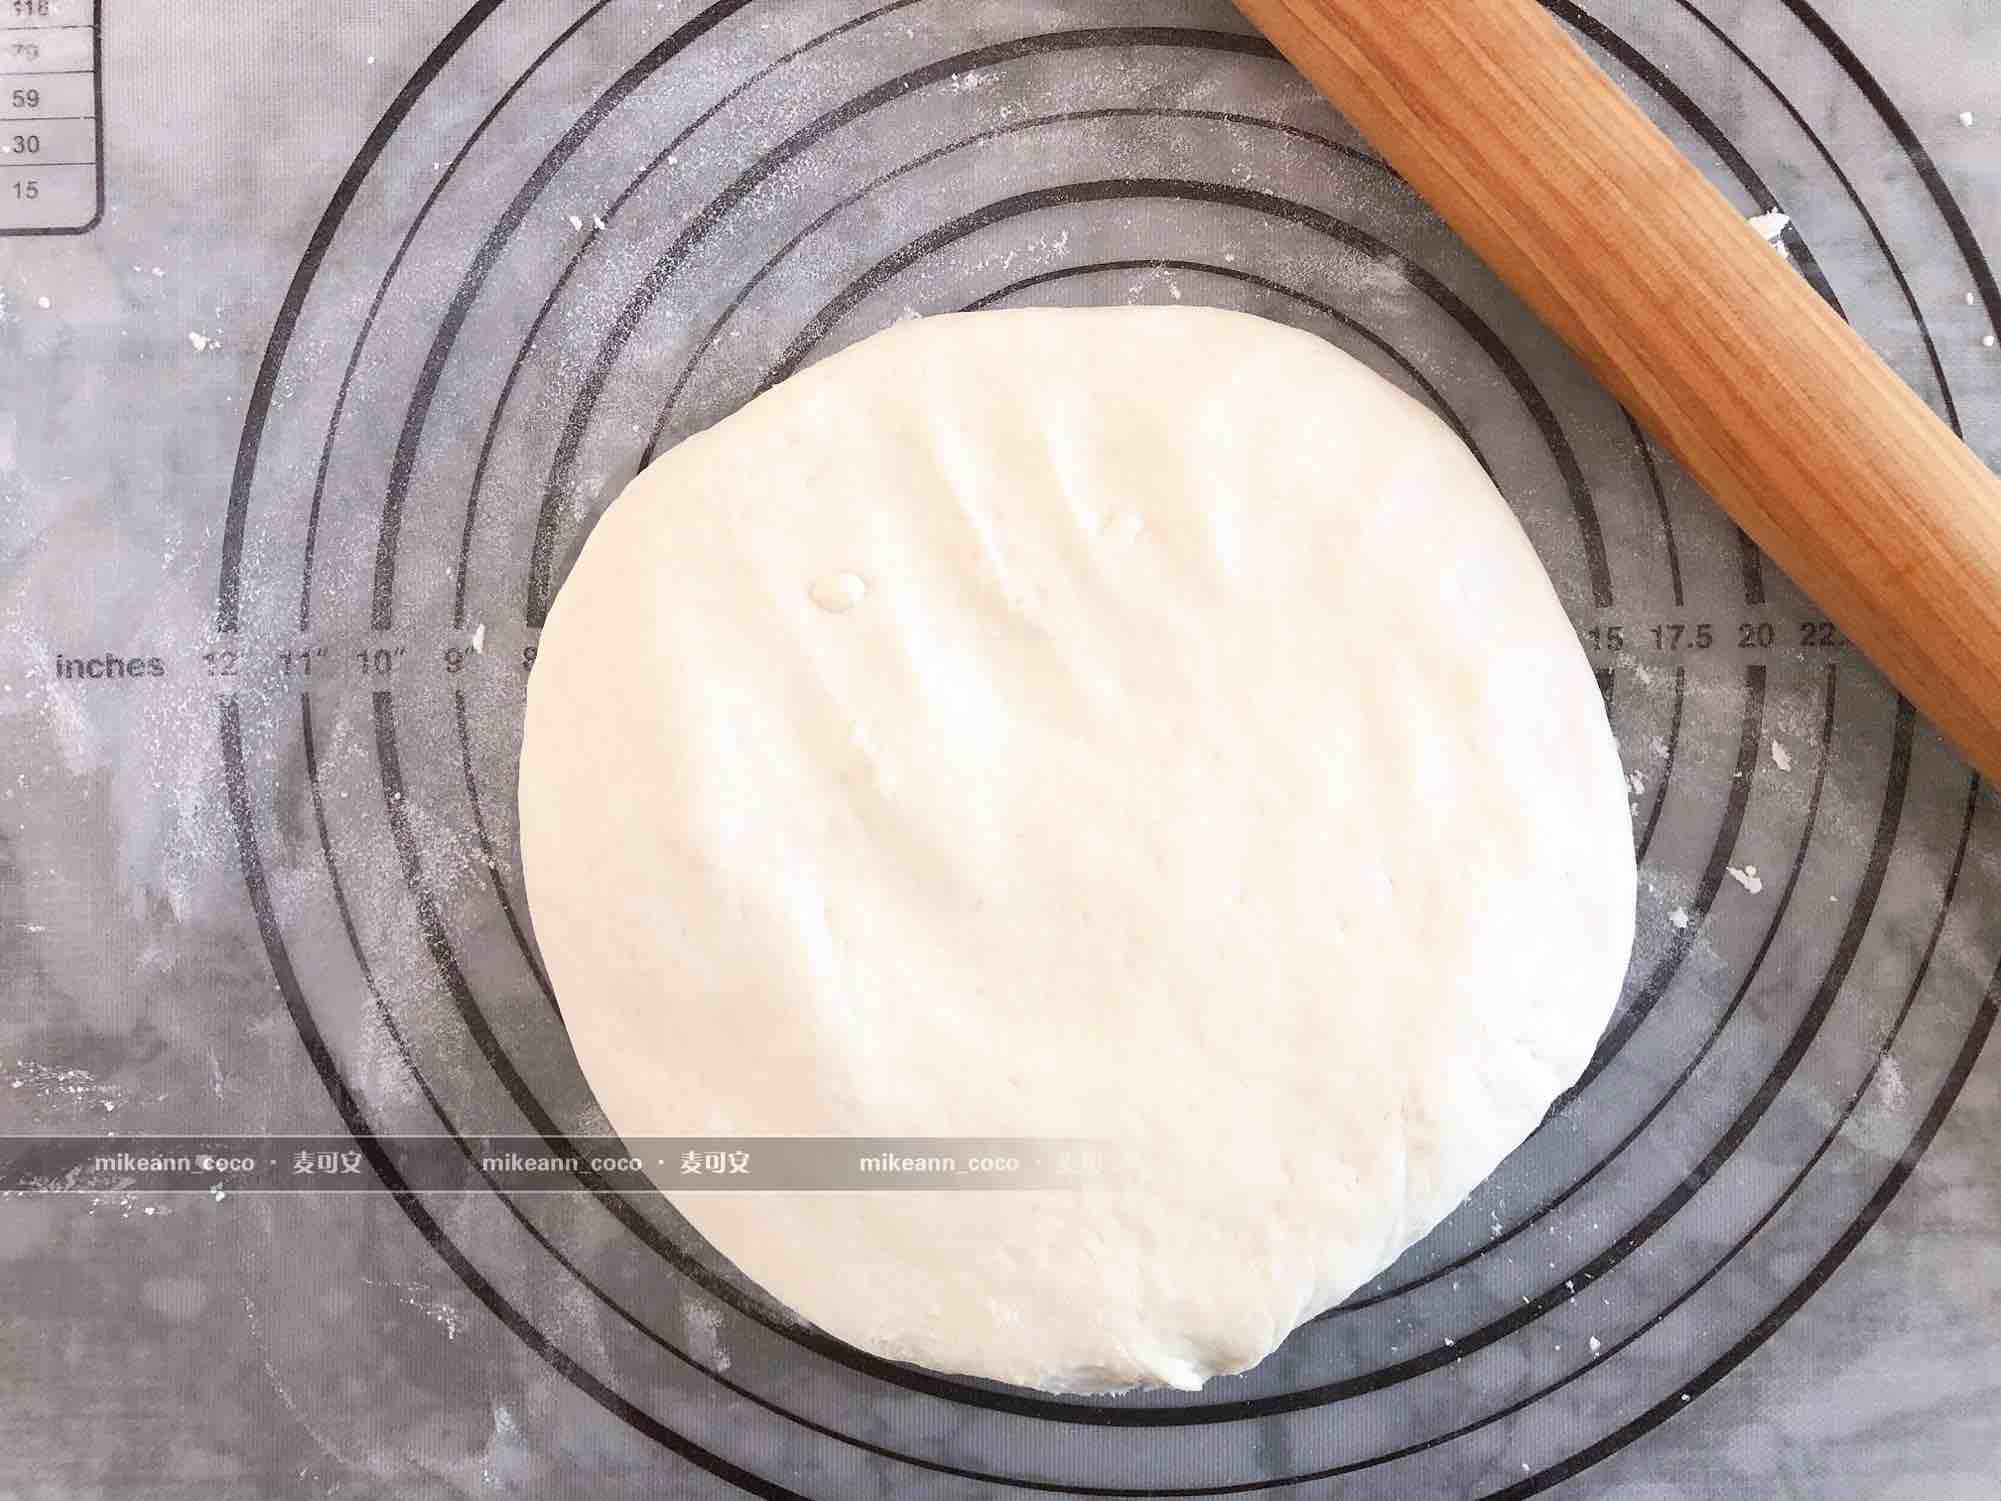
[1650, 622, 1712, 651]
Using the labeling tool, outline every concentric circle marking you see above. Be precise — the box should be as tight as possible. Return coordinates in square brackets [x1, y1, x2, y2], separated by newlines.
[215, 2, 2001, 1493]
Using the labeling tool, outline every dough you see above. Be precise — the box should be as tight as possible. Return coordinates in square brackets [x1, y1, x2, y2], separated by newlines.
[520, 307, 1635, 1394]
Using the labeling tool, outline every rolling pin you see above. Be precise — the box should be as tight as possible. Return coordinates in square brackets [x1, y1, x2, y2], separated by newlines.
[1233, 0, 2001, 783]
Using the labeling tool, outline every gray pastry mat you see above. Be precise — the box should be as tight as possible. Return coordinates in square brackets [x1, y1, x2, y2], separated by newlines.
[2, 1, 1999, 1496]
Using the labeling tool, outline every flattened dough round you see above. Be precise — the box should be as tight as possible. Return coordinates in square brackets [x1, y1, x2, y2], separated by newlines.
[520, 307, 1636, 1394]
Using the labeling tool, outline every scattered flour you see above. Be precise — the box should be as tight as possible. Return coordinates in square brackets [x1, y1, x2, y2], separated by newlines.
[1747, 210, 1791, 257]
[368, 1277, 465, 1340]
[6, 1059, 129, 1113]
[682, 1298, 732, 1371]
[1874, 1052, 1910, 1112]
[1726, 864, 1765, 895]
[1669, 908, 1690, 930]
[1770, 739, 1792, 772]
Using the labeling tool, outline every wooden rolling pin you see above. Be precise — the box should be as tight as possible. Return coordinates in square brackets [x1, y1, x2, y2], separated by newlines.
[1233, 0, 2001, 782]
